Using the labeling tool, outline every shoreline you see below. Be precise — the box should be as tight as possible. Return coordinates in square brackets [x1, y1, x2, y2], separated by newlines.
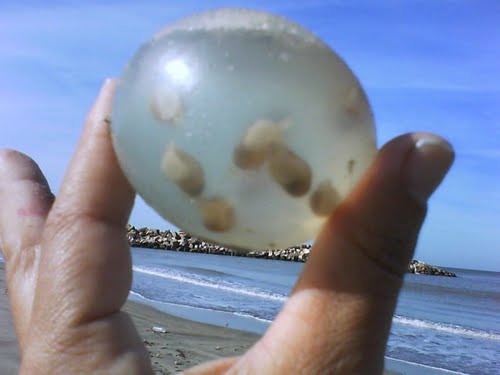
[127, 225, 457, 277]
[0, 262, 465, 374]
[130, 286, 467, 375]
[123, 300, 259, 374]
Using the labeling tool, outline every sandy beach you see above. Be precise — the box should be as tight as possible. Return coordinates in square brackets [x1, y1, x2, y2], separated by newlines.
[123, 301, 259, 374]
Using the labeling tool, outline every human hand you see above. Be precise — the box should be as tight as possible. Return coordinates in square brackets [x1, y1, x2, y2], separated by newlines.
[0, 80, 453, 374]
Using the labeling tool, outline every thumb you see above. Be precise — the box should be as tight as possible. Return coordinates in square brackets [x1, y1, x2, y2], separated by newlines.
[305, 132, 455, 284]
[236, 133, 454, 374]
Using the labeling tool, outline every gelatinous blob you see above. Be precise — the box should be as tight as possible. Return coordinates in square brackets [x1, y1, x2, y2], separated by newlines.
[199, 197, 235, 232]
[310, 180, 340, 216]
[150, 85, 184, 125]
[161, 144, 204, 196]
[269, 143, 312, 197]
[111, 8, 377, 251]
[233, 119, 285, 169]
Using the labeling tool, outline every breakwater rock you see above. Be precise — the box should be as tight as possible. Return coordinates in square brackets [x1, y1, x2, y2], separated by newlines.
[408, 260, 456, 277]
[126, 225, 456, 277]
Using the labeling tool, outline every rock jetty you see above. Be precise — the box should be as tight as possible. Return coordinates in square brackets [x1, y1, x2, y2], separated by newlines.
[126, 225, 456, 277]
[408, 260, 456, 277]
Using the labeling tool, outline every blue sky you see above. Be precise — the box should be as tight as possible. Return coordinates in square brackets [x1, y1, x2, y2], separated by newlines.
[1, 1, 498, 271]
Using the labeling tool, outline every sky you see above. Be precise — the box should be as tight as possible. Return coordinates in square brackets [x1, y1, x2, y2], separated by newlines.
[0, 0, 498, 271]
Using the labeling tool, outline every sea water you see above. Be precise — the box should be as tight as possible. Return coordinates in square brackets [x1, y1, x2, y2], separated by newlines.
[130, 248, 499, 374]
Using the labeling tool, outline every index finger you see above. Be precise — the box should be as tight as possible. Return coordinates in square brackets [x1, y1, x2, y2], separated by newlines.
[35, 79, 136, 327]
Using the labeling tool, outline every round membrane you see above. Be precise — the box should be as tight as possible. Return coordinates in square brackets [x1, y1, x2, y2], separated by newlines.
[111, 8, 377, 251]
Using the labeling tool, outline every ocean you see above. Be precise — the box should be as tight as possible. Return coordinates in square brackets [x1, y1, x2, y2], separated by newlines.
[130, 248, 500, 375]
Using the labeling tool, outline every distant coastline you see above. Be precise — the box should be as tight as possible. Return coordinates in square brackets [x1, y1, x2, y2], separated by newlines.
[127, 225, 456, 277]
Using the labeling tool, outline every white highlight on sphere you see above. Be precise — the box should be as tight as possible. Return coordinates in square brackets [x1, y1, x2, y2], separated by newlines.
[111, 8, 377, 252]
[163, 58, 194, 88]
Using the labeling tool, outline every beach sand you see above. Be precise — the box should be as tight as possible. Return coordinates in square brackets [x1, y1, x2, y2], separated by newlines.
[124, 300, 259, 374]
[0, 263, 405, 374]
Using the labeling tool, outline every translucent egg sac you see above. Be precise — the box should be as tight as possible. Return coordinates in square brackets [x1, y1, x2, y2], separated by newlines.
[111, 8, 377, 251]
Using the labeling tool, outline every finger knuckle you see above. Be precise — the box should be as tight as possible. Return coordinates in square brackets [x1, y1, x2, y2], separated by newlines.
[338, 197, 427, 277]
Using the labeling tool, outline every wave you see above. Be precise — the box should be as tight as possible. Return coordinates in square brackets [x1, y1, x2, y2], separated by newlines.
[130, 290, 273, 325]
[176, 265, 231, 277]
[393, 315, 500, 341]
[233, 311, 273, 324]
[385, 357, 467, 375]
[130, 290, 154, 301]
[133, 265, 287, 302]
[130, 289, 234, 314]
[403, 280, 500, 301]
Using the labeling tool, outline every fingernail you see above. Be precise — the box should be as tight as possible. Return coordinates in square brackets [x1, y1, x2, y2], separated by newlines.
[406, 135, 454, 200]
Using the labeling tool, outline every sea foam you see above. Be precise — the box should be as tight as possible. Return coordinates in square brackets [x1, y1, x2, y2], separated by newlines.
[393, 315, 500, 341]
[133, 265, 287, 302]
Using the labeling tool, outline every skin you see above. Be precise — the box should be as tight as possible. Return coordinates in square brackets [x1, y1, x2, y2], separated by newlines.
[0, 80, 454, 374]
